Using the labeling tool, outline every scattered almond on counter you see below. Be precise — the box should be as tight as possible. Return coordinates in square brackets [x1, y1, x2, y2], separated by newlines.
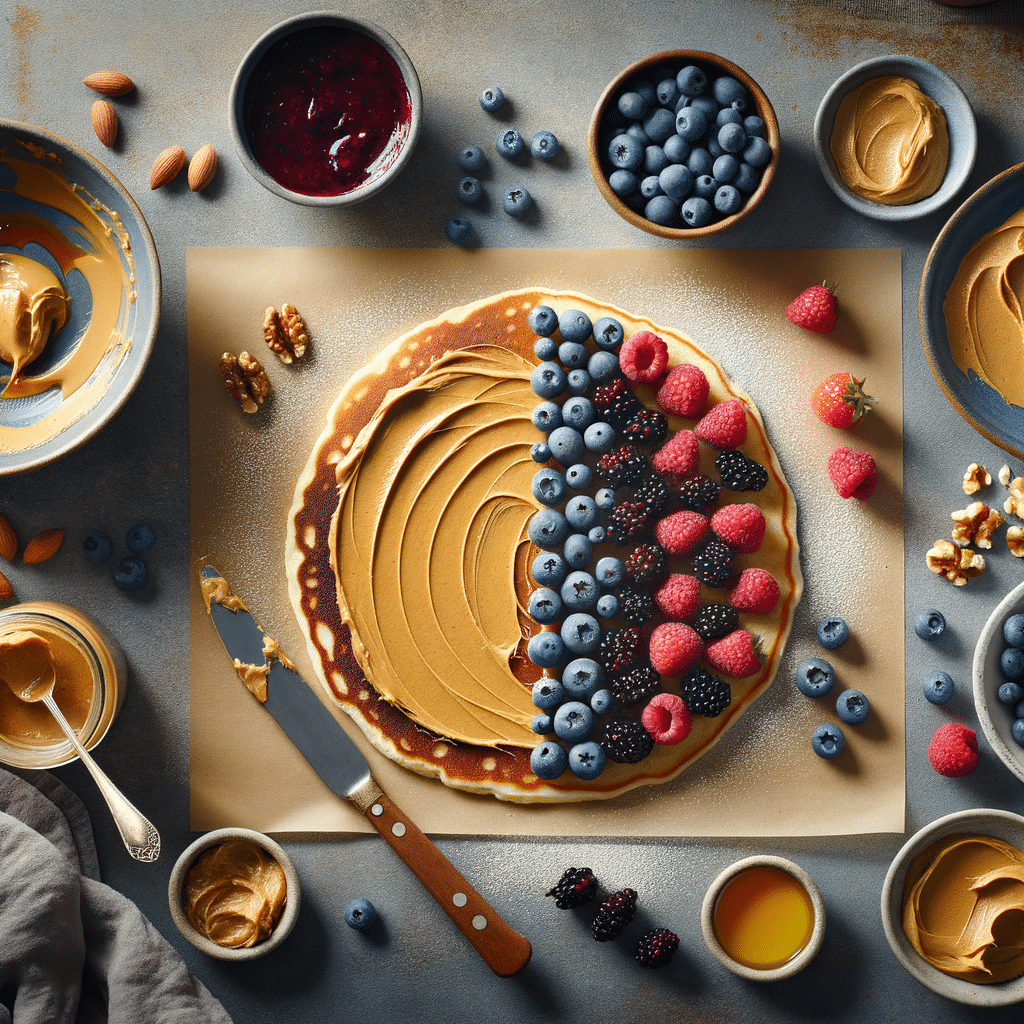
[0, 515, 17, 562]
[0, 570, 12, 601]
[150, 146, 186, 189]
[90, 100, 118, 147]
[83, 70, 135, 97]
[188, 144, 218, 191]
[22, 528, 64, 565]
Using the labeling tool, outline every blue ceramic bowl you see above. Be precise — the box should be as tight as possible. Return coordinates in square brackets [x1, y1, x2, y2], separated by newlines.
[0, 119, 160, 474]
[814, 55, 976, 221]
[919, 162, 1024, 459]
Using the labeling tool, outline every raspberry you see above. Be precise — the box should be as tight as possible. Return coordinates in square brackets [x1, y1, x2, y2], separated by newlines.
[653, 573, 701, 620]
[704, 629, 762, 677]
[651, 430, 700, 480]
[611, 663, 660, 709]
[641, 692, 692, 744]
[619, 586, 654, 625]
[675, 473, 721, 511]
[648, 621, 704, 677]
[591, 888, 638, 941]
[546, 866, 598, 908]
[621, 408, 668, 447]
[602, 715, 655, 764]
[715, 450, 769, 492]
[655, 363, 709, 417]
[597, 444, 647, 488]
[710, 502, 766, 554]
[635, 927, 679, 967]
[679, 665, 731, 717]
[786, 283, 838, 334]
[827, 446, 878, 500]
[606, 500, 649, 542]
[619, 330, 669, 383]
[928, 723, 979, 778]
[694, 399, 748, 450]
[654, 509, 710, 556]
[599, 627, 642, 675]
[727, 567, 780, 614]
[692, 538, 735, 586]
[593, 378, 642, 428]
[691, 602, 740, 640]
[624, 542, 668, 586]
[632, 474, 674, 516]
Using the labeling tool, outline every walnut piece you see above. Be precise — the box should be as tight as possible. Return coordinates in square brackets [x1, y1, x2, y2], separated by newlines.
[263, 303, 308, 364]
[1008, 525, 1024, 557]
[951, 501, 1005, 549]
[999, 464, 1013, 487]
[962, 463, 991, 495]
[1003, 476, 1024, 520]
[220, 350, 269, 413]
[926, 538, 985, 585]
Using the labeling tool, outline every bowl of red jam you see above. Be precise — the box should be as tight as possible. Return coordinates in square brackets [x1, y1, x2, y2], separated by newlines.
[228, 13, 422, 206]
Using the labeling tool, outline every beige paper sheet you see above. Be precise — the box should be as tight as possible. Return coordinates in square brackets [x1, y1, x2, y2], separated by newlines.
[187, 247, 903, 837]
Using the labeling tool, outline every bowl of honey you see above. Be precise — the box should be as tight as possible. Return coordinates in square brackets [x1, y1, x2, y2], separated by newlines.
[701, 854, 825, 981]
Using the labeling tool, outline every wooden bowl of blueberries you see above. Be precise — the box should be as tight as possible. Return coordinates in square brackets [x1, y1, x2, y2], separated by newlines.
[587, 50, 779, 239]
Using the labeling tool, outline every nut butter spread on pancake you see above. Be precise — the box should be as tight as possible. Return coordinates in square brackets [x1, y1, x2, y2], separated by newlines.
[287, 290, 802, 803]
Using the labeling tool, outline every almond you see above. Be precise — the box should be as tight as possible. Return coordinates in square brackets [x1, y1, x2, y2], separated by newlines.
[188, 144, 218, 191]
[22, 528, 63, 565]
[0, 514, 16, 562]
[83, 70, 135, 97]
[150, 145, 186, 189]
[90, 100, 118, 147]
[0, 570, 12, 601]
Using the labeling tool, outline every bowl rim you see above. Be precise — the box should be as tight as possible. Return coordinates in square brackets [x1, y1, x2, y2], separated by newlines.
[812, 54, 977, 221]
[699, 854, 826, 982]
[973, 579, 1024, 784]
[227, 11, 423, 208]
[0, 117, 162, 475]
[586, 49, 780, 240]
[880, 807, 1024, 1005]
[168, 827, 300, 960]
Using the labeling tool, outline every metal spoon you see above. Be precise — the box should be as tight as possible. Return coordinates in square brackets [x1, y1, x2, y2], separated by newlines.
[1, 644, 160, 862]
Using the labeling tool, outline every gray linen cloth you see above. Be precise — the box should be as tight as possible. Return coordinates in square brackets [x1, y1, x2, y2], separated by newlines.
[0, 768, 233, 1024]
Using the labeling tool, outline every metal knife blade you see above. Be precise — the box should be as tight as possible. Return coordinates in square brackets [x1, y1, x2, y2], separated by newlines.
[198, 564, 532, 977]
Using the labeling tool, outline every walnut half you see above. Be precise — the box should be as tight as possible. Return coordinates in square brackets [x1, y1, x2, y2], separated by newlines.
[962, 463, 991, 495]
[264, 303, 308, 364]
[926, 539, 985, 585]
[220, 350, 269, 413]
[951, 501, 1005, 549]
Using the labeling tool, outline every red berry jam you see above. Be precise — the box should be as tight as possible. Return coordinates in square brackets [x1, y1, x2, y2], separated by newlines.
[243, 26, 412, 197]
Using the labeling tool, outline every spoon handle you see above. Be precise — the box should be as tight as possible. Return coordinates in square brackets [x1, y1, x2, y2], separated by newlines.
[42, 693, 161, 862]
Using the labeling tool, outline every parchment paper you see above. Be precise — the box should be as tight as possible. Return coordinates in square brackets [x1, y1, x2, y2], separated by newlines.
[187, 247, 903, 837]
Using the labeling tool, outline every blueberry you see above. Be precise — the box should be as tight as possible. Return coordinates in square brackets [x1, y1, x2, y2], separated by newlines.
[529, 587, 563, 625]
[479, 86, 505, 112]
[531, 401, 562, 432]
[565, 494, 597, 528]
[1016, 699, 1024, 720]
[835, 688, 870, 725]
[562, 534, 592, 571]
[458, 144, 486, 171]
[528, 508, 569, 551]
[561, 395, 594, 428]
[923, 670, 955, 704]
[502, 185, 532, 216]
[743, 136, 772, 168]
[796, 657, 835, 698]
[586, 350, 618, 384]
[817, 616, 849, 650]
[711, 76, 746, 107]
[660, 163, 695, 202]
[681, 196, 713, 228]
[532, 677, 565, 710]
[534, 336, 558, 361]
[548, 425, 585, 466]
[618, 91, 649, 120]
[112, 554, 148, 591]
[595, 556, 625, 589]
[644, 145, 669, 176]
[566, 368, 591, 396]
[561, 613, 600, 655]
[531, 361, 566, 399]
[567, 740, 606, 780]
[609, 168, 639, 196]
[561, 571, 598, 611]
[530, 740, 569, 780]
[1001, 646, 1024, 680]
[558, 342, 590, 371]
[83, 530, 112, 562]
[675, 106, 707, 141]
[645, 195, 678, 226]
[608, 133, 643, 170]
[656, 77, 680, 107]
[663, 134, 690, 164]
[1005, 613, 1024, 648]
[583, 421, 615, 454]
[914, 608, 946, 641]
[686, 94, 720, 120]
[445, 217, 472, 245]
[676, 65, 708, 96]
[496, 130, 525, 162]
[1012, 719, 1024, 748]
[531, 713, 553, 735]
[595, 593, 618, 618]
[558, 309, 593, 345]
[713, 154, 739, 183]
[594, 488, 616, 511]
[529, 305, 559, 337]
[693, 174, 718, 200]
[643, 106, 676, 144]
[733, 162, 760, 193]
[456, 176, 483, 205]
[686, 147, 714, 177]
[811, 723, 846, 760]
[565, 465, 594, 494]
[344, 898, 376, 931]
[718, 122, 747, 154]
[532, 552, 567, 587]
[716, 107, 743, 127]
[527, 631, 565, 669]
[714, 185, 742, 215]
[554, 701, 595, 743]
[998, 681, 1024, 705]
[532, 467, 566, 506]
[588, 526, 607, 546]
[530, 130, 559, 160]
[593, 316, 624, 350]
[743, 115, 765, 137]
[563, 658, 603, 701]
[590, 689, 614, 715]
[531, 442, 552, 465]
[640, 175, 664, 200]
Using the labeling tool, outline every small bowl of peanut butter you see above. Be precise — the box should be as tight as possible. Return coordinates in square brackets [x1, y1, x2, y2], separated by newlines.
[168, 827, 300, 960]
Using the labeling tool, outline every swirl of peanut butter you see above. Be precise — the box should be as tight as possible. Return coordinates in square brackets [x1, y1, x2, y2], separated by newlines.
[902, 832, 1024, 983]
[331, 345, 539, 749]
[943, 204, 1024, 409]
[830, 76, 949, 205]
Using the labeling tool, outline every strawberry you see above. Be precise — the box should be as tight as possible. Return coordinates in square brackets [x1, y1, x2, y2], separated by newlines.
[704, 629, 762, 678]
[710, 503, 766, 554]
[653, 573, 701, 620]
[727, 568, 780, 614]
[655, 363, 709, 417]
[785, 282, 837, 334]
[651, 429, 700, 480]
[811, 373, 876, 428]
[694, 399, 747, 450]
[648, 621, 704, 677]
[641, 693, 693, 745]
[827, 446, 878, 500]
[619, 330, 669, 383]
[654, 509, 710, 556]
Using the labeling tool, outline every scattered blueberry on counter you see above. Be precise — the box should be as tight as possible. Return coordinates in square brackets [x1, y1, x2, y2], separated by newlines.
[914, 607, 946, 641]
[478, 86, 505, 113]
[811, 722, 845, 760]
[83, 531, 113, 562]
[795, 657, 835, 699]
[816, 615, 849, 650]
[343, 898, 377, 931]
[923, 669, 955, 705]
[112, 554, 148, 592]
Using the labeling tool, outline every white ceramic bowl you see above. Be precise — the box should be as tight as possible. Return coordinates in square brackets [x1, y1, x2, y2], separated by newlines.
[168, 827, 300, 961]
[973, 579, 1024, 784]
[881, 808, 1024, 1005]
[813, 55, 976, 221]
[228, 13, 422, 207]
[700, 855, 825, 981]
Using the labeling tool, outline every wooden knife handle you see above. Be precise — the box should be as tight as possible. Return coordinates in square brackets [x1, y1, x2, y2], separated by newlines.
[355, 785, 532, 977]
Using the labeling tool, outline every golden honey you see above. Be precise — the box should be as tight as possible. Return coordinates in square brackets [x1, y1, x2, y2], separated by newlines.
[713, 864, 815, 970]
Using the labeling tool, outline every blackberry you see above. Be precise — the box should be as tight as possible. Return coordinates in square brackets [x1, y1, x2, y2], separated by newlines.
[692, 602, 740, 640]
[715, 449, 769, 492]
[635, 927, 679, 967]
[593, 378, 642, 428]
[597, 444, 647, 488]
[675, 473, 721, 511]
[621, 408, 668, 447]
[692, 538, 735, 587]
[611, 664, 660, 709]
[602, 715, 655, 764]
[606, 500, 649, 542]
[592, 888, 638, 941]
[546, 866, 598, 908]
[633, 473, 674, 516]
[680, 665, 731, 717]
[619, 586, 654, 625]
[624, 542, 668, 586]
[599, 627, 641, 675]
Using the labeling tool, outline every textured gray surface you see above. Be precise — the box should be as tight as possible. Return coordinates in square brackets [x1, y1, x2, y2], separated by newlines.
[2, 1, 1024, 1020]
